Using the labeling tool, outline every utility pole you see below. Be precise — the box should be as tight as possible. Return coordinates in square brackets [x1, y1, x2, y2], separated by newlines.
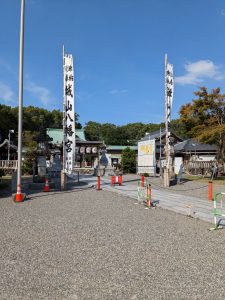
[14, 0, 26, 202]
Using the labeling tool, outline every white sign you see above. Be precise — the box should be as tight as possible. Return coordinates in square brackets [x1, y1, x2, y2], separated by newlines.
[63, 53, 75, 173]
[174, 157, 183, 175]
[138, 139, 156, 175]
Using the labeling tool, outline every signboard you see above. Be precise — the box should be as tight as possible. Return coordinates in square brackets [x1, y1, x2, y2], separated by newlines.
[174, 157, 183, 175]
[63, 52, 75, 173]
[138, 139, 156, 175]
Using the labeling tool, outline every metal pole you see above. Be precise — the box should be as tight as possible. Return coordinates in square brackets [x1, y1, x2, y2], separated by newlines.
[15, 0, 25, 200]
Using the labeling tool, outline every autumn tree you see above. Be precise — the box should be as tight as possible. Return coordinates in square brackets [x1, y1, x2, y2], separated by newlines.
[179, 87, 225, 161]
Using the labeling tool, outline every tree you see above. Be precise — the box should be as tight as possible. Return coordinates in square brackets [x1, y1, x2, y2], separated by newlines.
[22, 149, 37, 175]
[170, 119, 188, 139]
[121, 123, 145, 145]
[179, 87, 225, 161]
[121, 147, 136, 173]
[100, 123, 118, 145]
[0, 104, 17, 140]
[84, 121, 102, 141]
[75, 113, 82, 129]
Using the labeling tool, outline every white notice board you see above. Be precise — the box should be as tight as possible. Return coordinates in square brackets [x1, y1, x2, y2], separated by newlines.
[138, 139, 156, 175]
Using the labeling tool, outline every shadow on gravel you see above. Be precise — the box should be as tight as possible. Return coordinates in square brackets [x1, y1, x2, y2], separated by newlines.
[1, 180, 94, 202]
[25, 183, 95, 201]
[122, 179, 140, 184]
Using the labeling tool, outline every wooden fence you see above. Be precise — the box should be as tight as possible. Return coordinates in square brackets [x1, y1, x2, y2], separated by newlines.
[184, 160, 213, 176]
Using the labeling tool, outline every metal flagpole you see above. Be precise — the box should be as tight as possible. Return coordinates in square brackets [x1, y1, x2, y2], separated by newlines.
[14, 0, 26, 202]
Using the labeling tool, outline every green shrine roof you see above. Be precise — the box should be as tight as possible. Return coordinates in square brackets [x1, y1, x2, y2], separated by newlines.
[106, 145, 138, 151]
[47, 128, 86, 145]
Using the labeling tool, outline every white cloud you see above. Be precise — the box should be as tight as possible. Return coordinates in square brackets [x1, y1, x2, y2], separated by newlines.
[221, 9, 225, 16]
[109, 89, 128, 95]
[175, 60, 225, 85]
[0, 82, 15, 103]
[25, 80, 53, 106]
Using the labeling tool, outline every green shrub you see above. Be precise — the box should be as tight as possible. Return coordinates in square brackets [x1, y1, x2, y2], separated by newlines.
[121, 147, 136, 174]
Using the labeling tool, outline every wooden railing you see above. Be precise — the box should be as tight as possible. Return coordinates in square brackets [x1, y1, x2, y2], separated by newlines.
[184, 160, 213, 176]
[0, 160, 18, 170]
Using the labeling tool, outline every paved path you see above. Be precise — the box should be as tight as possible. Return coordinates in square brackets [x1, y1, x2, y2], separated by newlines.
[80, 175, 222, 225]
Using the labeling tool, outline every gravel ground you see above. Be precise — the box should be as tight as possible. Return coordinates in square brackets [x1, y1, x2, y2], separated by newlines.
[121, 174, 225, 200]
[1, 187, 225, 299]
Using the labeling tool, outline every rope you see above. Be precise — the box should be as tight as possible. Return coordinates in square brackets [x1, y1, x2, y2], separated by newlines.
[144, 180, 208, 192]
[107, 181, 208, 193]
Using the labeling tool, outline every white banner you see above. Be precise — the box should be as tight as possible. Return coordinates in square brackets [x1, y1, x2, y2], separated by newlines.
[63, 54, 75, 173]
[165, 58, 174, 169]
[166, 62, 174, 118]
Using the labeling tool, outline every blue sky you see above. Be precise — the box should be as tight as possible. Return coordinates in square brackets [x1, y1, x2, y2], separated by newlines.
[1, 0, 225, 126]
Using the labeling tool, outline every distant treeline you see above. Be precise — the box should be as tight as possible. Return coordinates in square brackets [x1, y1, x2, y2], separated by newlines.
[0, 104, 186, 146]
[84, 120, 187, 145]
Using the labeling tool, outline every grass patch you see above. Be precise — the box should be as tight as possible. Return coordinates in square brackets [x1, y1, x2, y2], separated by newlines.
[184, 174, 225, 185]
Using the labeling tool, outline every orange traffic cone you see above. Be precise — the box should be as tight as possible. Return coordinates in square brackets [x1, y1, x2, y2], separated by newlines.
[14, 184, 24, 202]
[43, 177, 50, 192]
